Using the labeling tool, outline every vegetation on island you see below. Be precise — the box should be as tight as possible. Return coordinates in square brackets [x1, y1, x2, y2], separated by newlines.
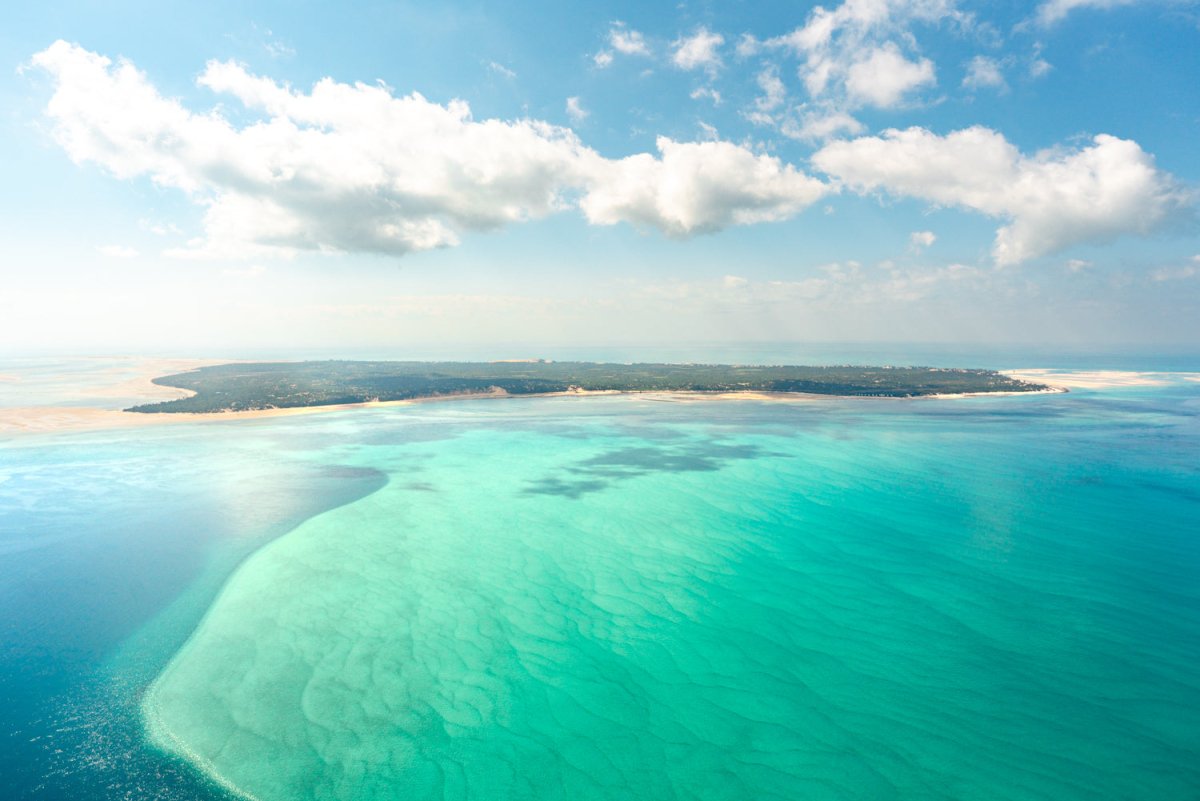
[125, 361, 1052, 414]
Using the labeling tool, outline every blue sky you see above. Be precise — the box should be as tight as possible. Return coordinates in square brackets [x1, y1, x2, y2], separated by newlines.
[2, 0, 1198, 355]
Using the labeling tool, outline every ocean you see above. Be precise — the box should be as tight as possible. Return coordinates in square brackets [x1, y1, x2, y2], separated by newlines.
[1, 357, 1198, 799]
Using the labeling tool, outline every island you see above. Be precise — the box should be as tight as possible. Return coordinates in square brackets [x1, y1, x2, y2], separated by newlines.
[124, 361, 1054, 414]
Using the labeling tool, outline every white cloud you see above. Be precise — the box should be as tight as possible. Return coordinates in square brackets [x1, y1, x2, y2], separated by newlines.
[962, 55, 1007, 92]
[1066, 258, 1092, 272]
[813, 126, 1190, 265]
[487, 61, 516, 79]
[735, 33, 761, 58]
[780, 110, 865, 142]
[580, 137, 829, 237]
[844, 43, 935, 108]
[742, 0, 952, 142]
[1029, 57, 1053, 78]
[97, 244, 138, 258]
[754, 67, 787, 112]
[566, 96, 589, 122]
[1035, 0, 1136, 27]
[609, 24, 650, 56]
[742, 67, 786, 127]
[910, 230, 937, 250]
[671, 27, 724, 71]
[33, 41, 829, 258]
[689, 86, 722, 105]
[763, 0, 955, 110]
[1151, 255, 1200, 282]
[594, 23, 651, 68]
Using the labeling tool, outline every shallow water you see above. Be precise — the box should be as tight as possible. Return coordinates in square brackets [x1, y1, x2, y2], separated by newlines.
[118, 386, 1200, 800]
[3, 361, 1199, 799]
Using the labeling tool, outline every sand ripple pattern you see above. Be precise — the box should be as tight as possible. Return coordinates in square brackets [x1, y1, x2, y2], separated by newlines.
[144, 400, 1200, 800]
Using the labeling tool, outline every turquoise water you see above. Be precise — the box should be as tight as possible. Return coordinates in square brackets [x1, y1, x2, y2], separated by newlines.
[3, 374, 1200, 799]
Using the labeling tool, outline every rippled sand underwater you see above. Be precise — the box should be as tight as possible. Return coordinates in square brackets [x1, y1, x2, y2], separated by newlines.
[139, 391, 1200, 801]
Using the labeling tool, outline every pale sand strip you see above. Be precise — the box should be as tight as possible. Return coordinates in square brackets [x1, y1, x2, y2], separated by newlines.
[78, 357, 233, 402]
[1003, 369, 1175, 390]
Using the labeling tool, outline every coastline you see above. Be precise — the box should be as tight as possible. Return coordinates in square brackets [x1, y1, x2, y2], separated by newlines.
[0, 363, 1100, 438]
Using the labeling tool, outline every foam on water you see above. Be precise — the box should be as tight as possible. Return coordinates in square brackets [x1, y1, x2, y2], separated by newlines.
[142, 392, 1200, 800]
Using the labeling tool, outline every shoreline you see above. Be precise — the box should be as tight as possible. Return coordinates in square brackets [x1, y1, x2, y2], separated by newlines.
[1, 384, 1064, 437]
[23, 361, 1193, 438]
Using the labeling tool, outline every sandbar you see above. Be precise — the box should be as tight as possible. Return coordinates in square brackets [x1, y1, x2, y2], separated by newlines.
[1003, 370, 1176, 390]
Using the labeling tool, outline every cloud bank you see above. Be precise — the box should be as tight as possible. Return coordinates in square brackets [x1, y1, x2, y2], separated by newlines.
[31, 41, 826, 259]
[814, 126, 1189, 264]
[30, 41, 1188, 266]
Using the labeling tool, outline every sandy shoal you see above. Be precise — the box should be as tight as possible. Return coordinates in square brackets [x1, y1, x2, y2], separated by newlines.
[78, 357, 235, 402]
[1003, 369, 1176, 390]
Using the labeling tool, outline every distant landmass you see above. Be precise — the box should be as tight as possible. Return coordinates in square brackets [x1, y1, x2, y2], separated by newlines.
[125, 361, 1053, 414]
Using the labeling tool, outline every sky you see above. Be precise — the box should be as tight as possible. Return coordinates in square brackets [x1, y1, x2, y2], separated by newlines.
[1, 0, 1198, 356]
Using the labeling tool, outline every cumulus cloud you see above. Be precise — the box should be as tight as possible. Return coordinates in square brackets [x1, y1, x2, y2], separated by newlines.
[813, 125, 1190, 265]
[594, 22, 651, 68]
[763, 0, 954, 109]
[739, 0, 956, 143]
[1035, 0, 1136, 27]
[962, 55, 1007, 92]
[844, 43, 935, 107]
[32, 41, 829, 258]
[671, 27, 724, 71]
[910, 230, 937, 251]
[743, 67, 787, 126]
[580, 137, 828, 236]
[754, 67, 787, 113]
[609, 24, 650, 56]
[565, 96, 588, 122]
